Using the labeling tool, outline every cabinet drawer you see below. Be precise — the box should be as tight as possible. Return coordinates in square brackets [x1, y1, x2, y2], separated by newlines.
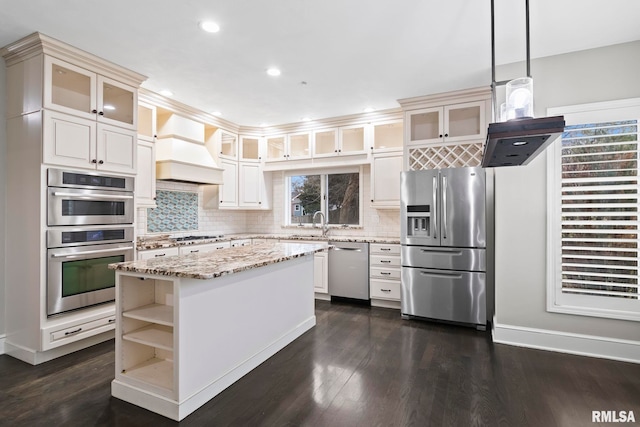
[370, 255, 400, 268]
[44, 314, 116, 350]
[178, 241, 230, 255]
[370, 267, 401, 280]
[138, 247, 180, 260]
[370, 243, 400, 255]
[370, 279, 401, 301]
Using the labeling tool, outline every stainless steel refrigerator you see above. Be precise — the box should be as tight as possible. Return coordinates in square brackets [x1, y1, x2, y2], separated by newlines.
[400, 167, 492, 329]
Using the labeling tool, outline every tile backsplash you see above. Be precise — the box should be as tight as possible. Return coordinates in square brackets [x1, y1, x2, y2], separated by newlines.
[147, 190, 198, 233]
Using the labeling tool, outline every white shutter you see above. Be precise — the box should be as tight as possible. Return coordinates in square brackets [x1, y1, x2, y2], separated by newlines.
[560, 121, 639, 300]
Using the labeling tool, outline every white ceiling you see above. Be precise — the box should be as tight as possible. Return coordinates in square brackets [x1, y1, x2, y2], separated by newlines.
[1, 0, 639, 127]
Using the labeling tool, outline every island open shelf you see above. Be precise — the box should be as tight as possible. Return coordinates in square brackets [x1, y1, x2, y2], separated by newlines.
[110, 242, 324, 421]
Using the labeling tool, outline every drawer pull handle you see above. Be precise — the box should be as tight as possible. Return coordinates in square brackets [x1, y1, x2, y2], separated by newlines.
[381, 260, 391, 263]
[381, 272, 391, 276]
[64, 328, 82, 336]
[108, 319, 116, 323]
[190, 250, 200, 253]
[154, 253, 166, 257]
[381, 289, 391, 293]
[381, 248, 391, 251]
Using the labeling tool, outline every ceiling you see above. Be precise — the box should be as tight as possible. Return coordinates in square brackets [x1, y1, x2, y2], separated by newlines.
[1, 0, 639, 127]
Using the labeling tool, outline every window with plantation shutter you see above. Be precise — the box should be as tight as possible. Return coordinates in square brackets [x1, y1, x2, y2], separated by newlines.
[548, 100, 640, 321]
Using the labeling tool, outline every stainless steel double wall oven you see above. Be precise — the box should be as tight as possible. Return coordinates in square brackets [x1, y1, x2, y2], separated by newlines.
[46, 169, 135, 316]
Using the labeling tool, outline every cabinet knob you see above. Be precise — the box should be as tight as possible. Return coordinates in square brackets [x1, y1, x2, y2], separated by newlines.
[371, 199, 374, 202]
[91, 159, 97, 164]
[338, 149, 341, 152]
[334, 149, 337, 152]
[99, 111, 104, 116]
[439, 134, 443, 138]
[98, 160, 104, 164]
[91, 109, 97, 114]
[444, 133, 449, 137]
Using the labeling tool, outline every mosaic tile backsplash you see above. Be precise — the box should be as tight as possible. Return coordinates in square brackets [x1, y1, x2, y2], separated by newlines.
[147, 190, 198, 233]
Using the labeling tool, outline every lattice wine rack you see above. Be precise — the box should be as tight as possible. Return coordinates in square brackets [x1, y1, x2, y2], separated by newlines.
[407, 142, 484, 170]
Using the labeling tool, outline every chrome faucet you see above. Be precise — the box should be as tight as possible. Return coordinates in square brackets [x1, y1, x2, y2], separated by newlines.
[312, 211, 329, 236]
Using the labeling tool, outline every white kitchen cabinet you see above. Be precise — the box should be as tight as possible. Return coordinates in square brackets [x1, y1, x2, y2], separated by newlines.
[136, 139, 156, 208]
[41, 311, 116, 351]
[137, 247, 180, 260]
[313, 125, 367, 158]
[313, 250, 329, 294]
[218, 130, 239, 160]
[371, 120, 403, 153]
[219, 159, 238, 208]
[43, 109, 136, 174]
[240, 136, 262, 162]
[369, 243, 401, 306]
[219, 158, 272, 210]
[137, 102, 156, 142]
[178, 241, 230, 255]
[370, 153, 402, 209]
[405, 101, 486, 145]
[44, 56, 137, 130]
[264, 133, 311, 162]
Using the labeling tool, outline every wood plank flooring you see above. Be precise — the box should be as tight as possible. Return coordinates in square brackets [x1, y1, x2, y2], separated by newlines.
[1, 300, 639, 426]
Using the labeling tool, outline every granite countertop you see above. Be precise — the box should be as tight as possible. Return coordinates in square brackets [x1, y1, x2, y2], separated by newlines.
[110, 242, 329, 280]
[137, 233, 400, 250]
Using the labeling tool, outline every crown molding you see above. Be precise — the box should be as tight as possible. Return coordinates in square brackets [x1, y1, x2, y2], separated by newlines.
[397, 86, 492, 110]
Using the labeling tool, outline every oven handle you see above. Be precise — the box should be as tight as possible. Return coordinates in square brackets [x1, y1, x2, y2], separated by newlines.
[51, 245, 134, 258]
[52, 191, 133, 200]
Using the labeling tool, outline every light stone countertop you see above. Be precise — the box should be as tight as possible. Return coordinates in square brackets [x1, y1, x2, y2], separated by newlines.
[110, 242, 329, 280]
[137, 233, 400, 250]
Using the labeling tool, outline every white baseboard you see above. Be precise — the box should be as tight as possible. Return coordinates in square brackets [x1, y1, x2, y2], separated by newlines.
[492, 321, 640, 364]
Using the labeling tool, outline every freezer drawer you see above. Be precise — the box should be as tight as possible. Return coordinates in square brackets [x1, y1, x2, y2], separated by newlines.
[401, 267, 486, 326]
[401, 245, 486, 272]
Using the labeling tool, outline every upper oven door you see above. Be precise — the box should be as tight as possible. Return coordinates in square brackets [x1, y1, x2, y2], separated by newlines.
[47, 187, 134, 226]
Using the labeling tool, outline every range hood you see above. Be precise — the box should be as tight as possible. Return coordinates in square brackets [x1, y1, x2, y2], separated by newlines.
[155, 138, 224, 185]
[481, 0, 565, 168]
[481, 116, 565, 167]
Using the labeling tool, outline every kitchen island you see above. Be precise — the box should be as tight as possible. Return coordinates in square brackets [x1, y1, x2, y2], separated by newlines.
[109, 242, 328, 421]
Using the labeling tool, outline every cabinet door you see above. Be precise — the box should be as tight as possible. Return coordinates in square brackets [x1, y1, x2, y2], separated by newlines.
[239, 162, 262, 208]
[240, 136, 261, 162]
[137, 102, 156, 142]
[406, 107, 443, 144]
[313, 129, 338, 157]
[44, 56, 97, 121]
[97, 76, 137, 130]
[219, 131, 238, 160]
[265, 135, 286, 161]
[372, 120, 403, 153]
[97, 124, 137, 174]
[43, 110, 97, 169]
[219, 159, 238, 207]
[371, 153, 402, 208]
[137, 247, 180, 260]
[313, 251, 328, 294]
[339, 125, 366, 155]
[288, 133, 311, 159]
[136, 140, 156, 207]
[444, 101, 485, 142]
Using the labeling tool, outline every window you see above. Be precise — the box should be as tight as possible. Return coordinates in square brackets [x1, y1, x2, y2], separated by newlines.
[287, 169, 362, 226]
[547, 99, 640, 321]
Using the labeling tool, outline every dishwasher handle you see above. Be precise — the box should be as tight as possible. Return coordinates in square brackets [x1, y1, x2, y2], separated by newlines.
[334, 247, 362, 252]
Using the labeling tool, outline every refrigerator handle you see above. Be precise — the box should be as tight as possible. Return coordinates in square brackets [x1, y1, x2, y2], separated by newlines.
[442, 176, 447, 239]
[432, 176, 437, 239]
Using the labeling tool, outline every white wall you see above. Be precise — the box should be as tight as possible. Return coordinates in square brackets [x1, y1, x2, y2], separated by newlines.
[0, 58, 6, 340]
[494, 41, 640, 341]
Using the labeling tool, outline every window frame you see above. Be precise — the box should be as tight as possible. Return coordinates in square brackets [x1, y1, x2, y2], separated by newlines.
[284, 166, 364, 228]
[547, 98, 640, 321]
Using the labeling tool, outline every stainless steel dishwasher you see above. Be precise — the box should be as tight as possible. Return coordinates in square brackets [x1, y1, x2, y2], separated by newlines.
[328, 241, 369, 300]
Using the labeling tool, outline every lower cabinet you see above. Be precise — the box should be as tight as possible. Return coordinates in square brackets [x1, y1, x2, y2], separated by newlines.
[41, 308, 116, 351]
[280, 239, 329, 296]
[178, 241, 230, 255]
[369, 243, 401, 307]
[137, 247, 179, 260]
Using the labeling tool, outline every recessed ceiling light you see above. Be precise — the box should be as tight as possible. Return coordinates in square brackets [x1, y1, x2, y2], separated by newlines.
[200, 21, 220, 33]
[259, 123, 269, 128]
[266, 68, 281, 77]
[212, 111, 222, 117]
[160, 89, 173, 97]
[363, 107, 375, 113]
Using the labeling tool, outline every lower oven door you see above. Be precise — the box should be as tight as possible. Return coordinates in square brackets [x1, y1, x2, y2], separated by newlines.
[47, 242, 134, 316]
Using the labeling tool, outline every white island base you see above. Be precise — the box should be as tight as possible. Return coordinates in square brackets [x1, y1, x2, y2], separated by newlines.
[111, 255, 315, 421]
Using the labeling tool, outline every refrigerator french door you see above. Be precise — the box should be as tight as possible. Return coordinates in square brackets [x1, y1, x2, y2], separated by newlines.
[400, 167, 488, 329]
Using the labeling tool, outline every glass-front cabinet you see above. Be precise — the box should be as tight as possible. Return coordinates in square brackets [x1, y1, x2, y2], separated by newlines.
[240, 136, 261, 162]
[313, 128, 338, 157]
[265, 135, 286, 161]
[372, 120, 403, 153]
[219, 131, 238, 160]
[44, 56, 137, 130]
[288, 132, 311, 159]
[264, 133, 311, 161]
[339, 125, 366, 155]
[406, 101, 485, 145]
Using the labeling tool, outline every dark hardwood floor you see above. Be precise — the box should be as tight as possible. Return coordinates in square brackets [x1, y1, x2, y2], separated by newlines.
[1, 300, 639, 426]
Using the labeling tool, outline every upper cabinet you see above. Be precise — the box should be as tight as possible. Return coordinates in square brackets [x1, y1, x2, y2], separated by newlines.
[313, 125, 367, 157]
[264, 133, 311, 161]
[137, 102, 157, 142]
[218, 130, 239, 160]
[240, 136, 261, 162]
[372, 120, 403, 153]
[405, 101, 485, 145]
[45, 56, 137, 131]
